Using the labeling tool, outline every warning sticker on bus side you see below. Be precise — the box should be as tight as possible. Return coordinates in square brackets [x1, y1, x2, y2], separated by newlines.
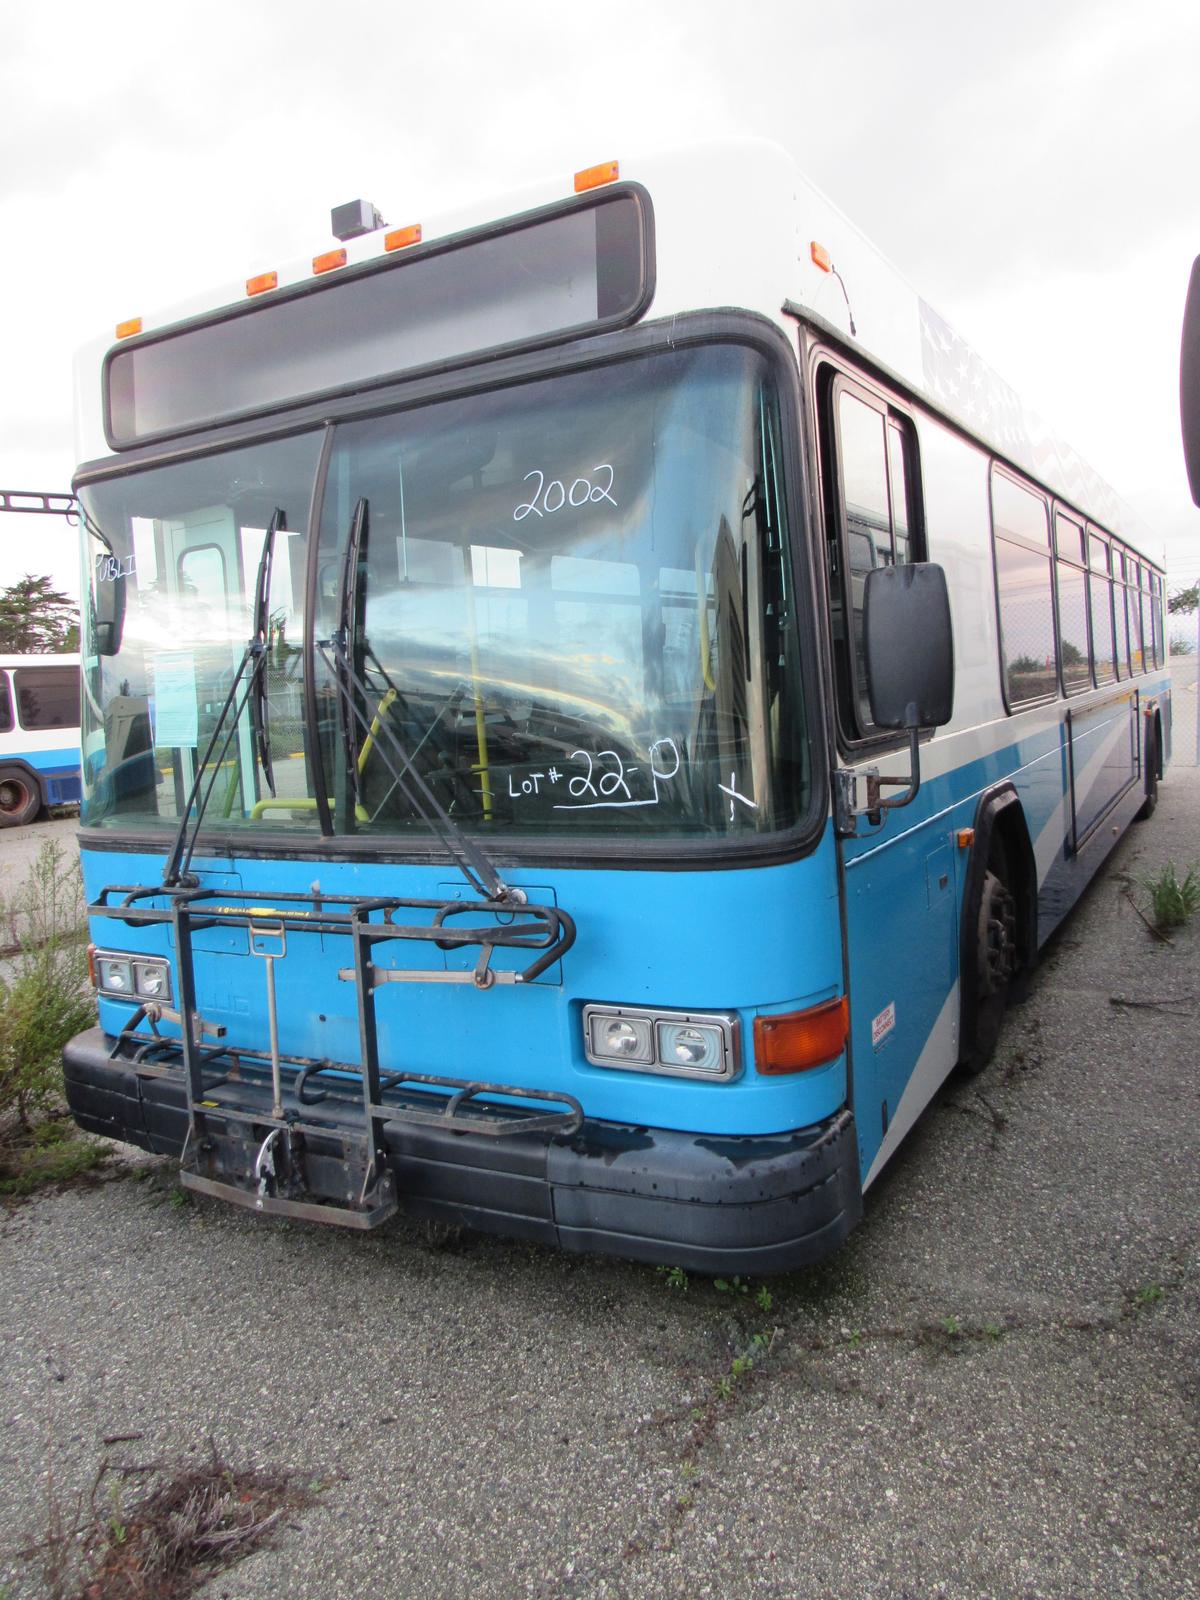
[872, 1002, 896, 1049]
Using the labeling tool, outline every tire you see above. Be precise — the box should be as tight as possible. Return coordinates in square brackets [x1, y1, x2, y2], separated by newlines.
[1135, 725, 1158, 821]
[0, 766, 42, 827]
[961, 866, 1019, 1075]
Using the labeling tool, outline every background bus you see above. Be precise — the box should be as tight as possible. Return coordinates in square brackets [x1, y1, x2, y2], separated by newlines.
[0, 653, 81, 826]
[62, 142, 1169, 1272]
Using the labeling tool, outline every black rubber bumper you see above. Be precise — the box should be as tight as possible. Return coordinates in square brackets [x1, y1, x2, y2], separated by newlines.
[63, 1027, 862, 1274]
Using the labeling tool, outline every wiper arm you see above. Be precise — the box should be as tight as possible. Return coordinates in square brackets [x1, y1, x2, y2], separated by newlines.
[320, 497, 518, 906]
[162, 508, 285, 889]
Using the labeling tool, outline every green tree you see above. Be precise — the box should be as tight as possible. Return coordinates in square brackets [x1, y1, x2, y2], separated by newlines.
[0, 574, 78, 652]
[1169, 584, 1198, 615]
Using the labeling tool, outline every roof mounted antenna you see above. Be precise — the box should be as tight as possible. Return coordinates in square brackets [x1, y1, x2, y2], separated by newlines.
[331, 200, 387, 242]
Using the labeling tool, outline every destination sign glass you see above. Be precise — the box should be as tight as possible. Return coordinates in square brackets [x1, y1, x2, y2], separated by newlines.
[105, 192, 650, 448]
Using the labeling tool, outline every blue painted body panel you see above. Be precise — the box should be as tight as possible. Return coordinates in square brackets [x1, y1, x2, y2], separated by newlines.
[80, 668, 1169, 1185]
[82, 833, 847, 1141]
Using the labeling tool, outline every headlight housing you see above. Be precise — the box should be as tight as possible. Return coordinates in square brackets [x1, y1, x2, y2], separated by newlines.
[95, 951, 172, 1004]
[582, 1005, 739, 1081]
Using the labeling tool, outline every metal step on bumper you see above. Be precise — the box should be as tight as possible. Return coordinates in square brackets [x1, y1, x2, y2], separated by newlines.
[178, 1111, 401, 1229]
[110, 1037, 584, 1230]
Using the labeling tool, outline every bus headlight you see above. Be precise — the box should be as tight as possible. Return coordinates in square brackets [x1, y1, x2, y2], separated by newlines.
[97, 956, 133, 996]
[95, 952, 172, 1004]
[133, 960, 172, 1002]
[586, 1011, 654, 1066]
[583, 1005, 739, 1081]
[657, 1021, 723, 1073]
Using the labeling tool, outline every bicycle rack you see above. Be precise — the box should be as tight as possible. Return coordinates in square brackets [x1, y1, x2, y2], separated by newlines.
[92, 882, 579, 1228]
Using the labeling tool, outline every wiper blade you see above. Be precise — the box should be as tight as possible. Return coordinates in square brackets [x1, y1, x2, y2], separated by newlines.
[334, 496, 369, 819]
[161, 508, 285, 889]
[249, 509, 285, 799]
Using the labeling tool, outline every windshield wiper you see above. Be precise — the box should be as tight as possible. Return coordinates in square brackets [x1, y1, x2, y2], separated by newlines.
[249, 509, 283, 799]
[319, 497, 520, 906]
[162, 510, 285, 889]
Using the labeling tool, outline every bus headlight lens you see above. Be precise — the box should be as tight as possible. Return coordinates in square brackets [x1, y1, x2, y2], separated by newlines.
[97, 957, 133, 995]
[583, 1006, 738, 1081]
[133, 961, 171, 1001]
[587, 1012, 654, 1065]
[657, 1022, 722, 1072]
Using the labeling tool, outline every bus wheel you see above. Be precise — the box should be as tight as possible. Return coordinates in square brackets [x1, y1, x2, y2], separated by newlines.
[0, 767, 41, 827]
[964, 867, 1019, 1074]
[1135, 726, 1158, 821]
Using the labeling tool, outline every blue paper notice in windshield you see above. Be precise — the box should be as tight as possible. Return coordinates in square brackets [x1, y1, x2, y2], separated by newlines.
[152, 651, 199, 747]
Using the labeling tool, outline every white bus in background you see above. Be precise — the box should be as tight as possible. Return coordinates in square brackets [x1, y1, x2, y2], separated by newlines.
[0, 654, 82, 826]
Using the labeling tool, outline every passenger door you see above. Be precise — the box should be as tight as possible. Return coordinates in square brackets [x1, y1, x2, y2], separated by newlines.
[818, 366, 961, 1184]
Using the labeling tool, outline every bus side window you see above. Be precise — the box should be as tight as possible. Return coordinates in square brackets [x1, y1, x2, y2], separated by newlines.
[822, 372, 923, 740]
[991, 469, 1055, 707]
[0, 674, 12, 734]
[14, 667, 79, 730]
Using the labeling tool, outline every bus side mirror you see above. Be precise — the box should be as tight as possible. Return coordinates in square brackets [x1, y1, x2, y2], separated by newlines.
[90, 572, 126, 656]
[1182, 253, 1200, 506]
[838, 562, 954, 833]
[863, 561, 954, 731]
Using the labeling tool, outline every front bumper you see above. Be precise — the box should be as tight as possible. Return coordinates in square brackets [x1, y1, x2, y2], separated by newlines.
[63, 1027, 862, 1274]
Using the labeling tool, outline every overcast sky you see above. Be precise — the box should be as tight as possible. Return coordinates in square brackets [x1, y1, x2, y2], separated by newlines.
[2, 0, 1197, 611]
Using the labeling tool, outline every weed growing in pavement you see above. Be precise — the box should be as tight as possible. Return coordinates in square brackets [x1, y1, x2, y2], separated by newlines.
[1142, 862, 1200, 933]
[657, 1264, 690, 1292]
[1134, 1284, 1165, 1307]
[25, 1437, 319, 1600]
[713, 1275, 750, 1297]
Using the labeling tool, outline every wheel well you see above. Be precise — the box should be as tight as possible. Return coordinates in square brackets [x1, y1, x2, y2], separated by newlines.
[1148, 709, 1163, 781]
[957, 788, 1037, 1065]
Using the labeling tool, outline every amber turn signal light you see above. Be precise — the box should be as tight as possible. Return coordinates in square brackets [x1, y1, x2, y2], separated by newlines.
[754, 997, 849, 1074]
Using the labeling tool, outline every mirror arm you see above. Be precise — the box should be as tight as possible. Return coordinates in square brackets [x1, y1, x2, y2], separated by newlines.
[835, 727, 923, 837]
[864, 726, 921, 823]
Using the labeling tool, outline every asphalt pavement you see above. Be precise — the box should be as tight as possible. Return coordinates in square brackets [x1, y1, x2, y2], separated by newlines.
[1, 724, 1197, 1598]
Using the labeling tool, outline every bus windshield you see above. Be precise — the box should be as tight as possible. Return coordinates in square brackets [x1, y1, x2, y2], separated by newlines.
[79, 343, 809, 843]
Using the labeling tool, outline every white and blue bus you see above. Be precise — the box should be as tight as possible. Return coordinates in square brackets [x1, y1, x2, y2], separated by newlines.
[0, 653, 82, 826]
[64, 143, 1170, 1271]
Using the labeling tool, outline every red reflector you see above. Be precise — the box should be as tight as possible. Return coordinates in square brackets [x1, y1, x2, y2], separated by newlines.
[312, 248, 347, 275]
[754, 998, 848, 1075]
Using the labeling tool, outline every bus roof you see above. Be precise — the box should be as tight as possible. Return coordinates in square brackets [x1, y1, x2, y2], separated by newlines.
[0, 652, 80, 670]
[74, 139, 1158, 560]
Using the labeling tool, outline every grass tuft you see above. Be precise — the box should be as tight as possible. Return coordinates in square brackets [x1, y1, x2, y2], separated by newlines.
[1142, 862, 1200, 934]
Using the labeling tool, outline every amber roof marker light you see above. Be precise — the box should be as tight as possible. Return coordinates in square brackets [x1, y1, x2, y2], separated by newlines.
[115, 317, 142, 340]
[312, 248, 348, 276]
[384, 224, 422, 253]
[809, 240, 857, 336]
[574, 160, 619, 193]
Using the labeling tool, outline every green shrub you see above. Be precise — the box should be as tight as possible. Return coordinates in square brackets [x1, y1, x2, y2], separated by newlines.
[0, 843, 95, 1131]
